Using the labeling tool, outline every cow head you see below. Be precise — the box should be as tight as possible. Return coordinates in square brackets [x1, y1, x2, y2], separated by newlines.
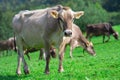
[50, 6, 84, 37]
[83, 42, 96, 56]
[50, 47, 56, 58]
[113, 32, 119, 40]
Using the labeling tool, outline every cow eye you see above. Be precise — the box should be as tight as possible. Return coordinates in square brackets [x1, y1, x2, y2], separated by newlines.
[91, 46, 94, 49]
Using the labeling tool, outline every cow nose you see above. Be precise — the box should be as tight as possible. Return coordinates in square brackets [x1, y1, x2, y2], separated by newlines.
[64, 30, 72, 36]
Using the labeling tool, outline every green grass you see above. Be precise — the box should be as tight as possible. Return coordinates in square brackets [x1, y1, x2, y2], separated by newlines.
[0, 25, 120, 80]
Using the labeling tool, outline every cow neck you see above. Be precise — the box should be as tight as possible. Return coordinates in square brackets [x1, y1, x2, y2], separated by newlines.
[79, 35, 88, 46]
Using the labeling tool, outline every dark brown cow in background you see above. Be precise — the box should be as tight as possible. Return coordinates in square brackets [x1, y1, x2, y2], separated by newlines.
[24, 47, 56, 60]
[0, 37, 16, 56]
[86, 23, 119, 43]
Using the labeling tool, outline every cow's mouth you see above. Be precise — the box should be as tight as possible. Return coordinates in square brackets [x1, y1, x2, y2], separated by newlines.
[83, 49, 96, 56]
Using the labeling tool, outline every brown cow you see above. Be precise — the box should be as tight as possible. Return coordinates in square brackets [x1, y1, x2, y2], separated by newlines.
[59, 24, 96, 60]
[0, 37, 16, 52]
[86, 23, 119, 43]
[24, 24, 95, 61]
[0, 37, 17, 56]
[25, 23, 95, 59]
[24, 47, 56, 60]
[12, 5, 84, 75]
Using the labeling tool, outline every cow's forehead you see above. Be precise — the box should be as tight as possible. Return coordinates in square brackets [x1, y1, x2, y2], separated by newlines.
[61, 9, 74, 19]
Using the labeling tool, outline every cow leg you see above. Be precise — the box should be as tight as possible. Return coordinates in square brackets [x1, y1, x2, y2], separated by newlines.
[6, 50, 8, 56]
[21, 50, 29, 74]
[89, 35, 92, 41]
[103, 35, 105, 43]
[86, 33, 89, 40]
[22, 50, 29, 74]
[24, 50, 31, 60]
[39, 48, 44, 60]
[26, 54, 30, 60]
[69, 41, 74, 58]
[105, 34, 110, 42]
[44, 52, 50, 74]
[86, 33, 92, 41]
[22, 55, 29, 74]
[17, 49, 29, 75]
[45, 51, 50, 74]
[70, 46, 73, 58]
[16, 50, 22, 75]
[58, 42, 66, 72]
[44, 41, 50, 74]
[16, 38, 29, 75]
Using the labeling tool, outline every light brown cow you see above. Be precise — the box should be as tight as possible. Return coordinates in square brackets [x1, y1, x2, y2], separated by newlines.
[39, 24, 96, 60]
[59, 24, 96, 60]
[12, 5, 84, 75]
[24, 24, 95, 61]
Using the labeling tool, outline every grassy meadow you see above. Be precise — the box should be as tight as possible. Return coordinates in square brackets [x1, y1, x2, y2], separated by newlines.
[0, 25, 120, 80]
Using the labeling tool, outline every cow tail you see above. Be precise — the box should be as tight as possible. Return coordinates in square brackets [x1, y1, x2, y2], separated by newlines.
[14, 33, 17, 52]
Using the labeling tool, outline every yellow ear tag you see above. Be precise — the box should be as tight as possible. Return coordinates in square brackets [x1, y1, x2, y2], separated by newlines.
[50, 11, 58, 19]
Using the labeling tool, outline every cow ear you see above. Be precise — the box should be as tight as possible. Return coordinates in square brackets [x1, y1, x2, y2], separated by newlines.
[74, 11, 84, 19]
[86, 41, 93, 47]
[86, 42, 89, 47]
[50, 10, 58, 19]
[89, 42, 93, 46]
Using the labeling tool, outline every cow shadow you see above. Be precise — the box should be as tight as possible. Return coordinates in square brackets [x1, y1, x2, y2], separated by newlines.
[0, 74, 29, 80]
[77, 55, 85, 57]
[0, 75, 17, 80]
[93, 39, 119, 45]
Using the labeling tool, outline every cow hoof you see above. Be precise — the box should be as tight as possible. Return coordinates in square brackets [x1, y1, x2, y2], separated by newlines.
[24, 69, 30, 75]
[45, 71, 50, 74]
[58, 68, 64, 73]
[16, 70, 22, 75]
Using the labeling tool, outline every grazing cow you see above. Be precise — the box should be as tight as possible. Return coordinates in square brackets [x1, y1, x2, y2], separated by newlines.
[12, 5, 84, 75]
[59, 24, 96, 58]
[25, 24, 95, 59]
[86, 23, 119, 43]
[24, 47, 56, 60]
[0, 37, 16, 54]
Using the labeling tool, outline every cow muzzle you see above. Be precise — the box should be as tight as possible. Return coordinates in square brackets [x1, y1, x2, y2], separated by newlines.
[64, 30, 72, 37]
[83, 48, 96, 56]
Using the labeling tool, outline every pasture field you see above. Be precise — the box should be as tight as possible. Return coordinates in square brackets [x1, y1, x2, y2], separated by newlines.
[0, 25, 120, 80]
